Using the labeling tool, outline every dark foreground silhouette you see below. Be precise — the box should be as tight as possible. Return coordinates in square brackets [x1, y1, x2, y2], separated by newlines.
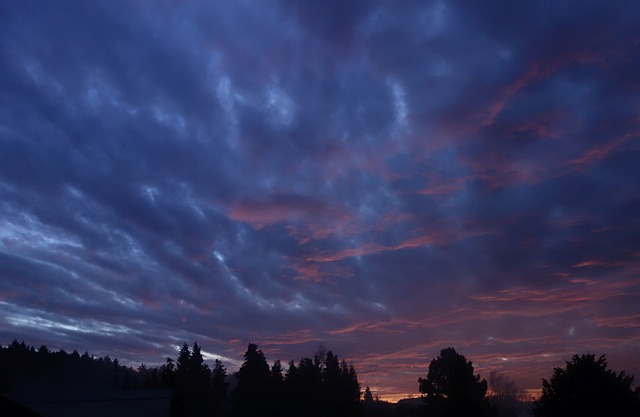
[2, 340, 638, 417]
[533, 354, 640, 417]
[0, 340, 360, 417]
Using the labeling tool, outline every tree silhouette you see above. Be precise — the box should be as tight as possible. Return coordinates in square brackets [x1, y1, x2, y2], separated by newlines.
[231, 343, 272, 417]
[174, 342, 211, 417]
[112, 358, 119, 389]
[161, 357, 175, 389]
[191, 343, 212, 416]
[291, 356, 323, 417]
[1, 339, 363, 417]
[323, 351, 342, 415]
[281, 349, 361, 417]
[488, 370, 518, 400]
[177, 343, 191, 374]
[418, 347, 493, 417]
[0, 339, 154, 395]
[533, 354, 640, 417]
[210, 359, 228, 417]
[363, 386, 374, 404]
[269, 359, 285, 417]
[337, 358, 361, 416]
[283, 360, 301, 417]
[271, 359, 284, 384]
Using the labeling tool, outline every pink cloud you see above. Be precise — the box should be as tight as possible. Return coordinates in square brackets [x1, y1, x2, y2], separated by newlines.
[482, 52, 601, 127]
[226, 195, 353, 229]
[568, 131, 638, 169]
[256, 329, 321, 350]
[571, 259, 607, 268]
[418, 175, 471, 197]
[458, 149, 548, 190]
[471, 277, 638, 319]
[285, 260, 354, 282]
[594, 313, 640, 329]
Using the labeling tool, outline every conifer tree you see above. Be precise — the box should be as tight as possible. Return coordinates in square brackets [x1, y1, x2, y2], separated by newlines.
[231, 343, 272, 417]
[210, 359, 228, 417]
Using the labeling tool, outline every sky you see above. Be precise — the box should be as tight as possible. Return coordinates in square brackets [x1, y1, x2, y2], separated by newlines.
[1, 0, 640, 401]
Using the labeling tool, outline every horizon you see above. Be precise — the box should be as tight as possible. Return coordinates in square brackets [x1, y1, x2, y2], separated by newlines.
[1, 0, 639, 402]
[3, 338, 549, 402]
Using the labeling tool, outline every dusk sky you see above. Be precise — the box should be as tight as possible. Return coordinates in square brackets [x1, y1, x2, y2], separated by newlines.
[1, 0, 640, 401]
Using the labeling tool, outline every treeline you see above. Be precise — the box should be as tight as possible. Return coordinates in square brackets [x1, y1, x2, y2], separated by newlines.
[231, 343, 360, 417]
[2, 341, 639, 417]
[0, 340, 360, 417]
[0, 339, 139, 392]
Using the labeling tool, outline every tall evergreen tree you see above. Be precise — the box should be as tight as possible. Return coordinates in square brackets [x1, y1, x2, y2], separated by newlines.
[297, 356, 323, 417]
[192, 342, 212, 416]
[231, 343, 272, 417]
[269, 359, 285, 417]
[177, 343, 191, 374]
[338, 359, 362, 417]
[210, 359, 228, 417]
[174, 342, 211, 417]
[283, 360, 300, 417]
[322, 351, 342, 416]
[363, 386, 374, 404]
[283, 350, 361, 417]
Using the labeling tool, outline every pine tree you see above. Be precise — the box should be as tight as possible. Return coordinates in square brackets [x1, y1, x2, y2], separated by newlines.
[210, 359, 228, 417]
[174, 342, 211, 417]
[231, 343, 272, 417]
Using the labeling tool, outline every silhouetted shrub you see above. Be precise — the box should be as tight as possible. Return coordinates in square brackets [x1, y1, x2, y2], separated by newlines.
[418, 347, 495, 417]
[533, 354, 640, 417]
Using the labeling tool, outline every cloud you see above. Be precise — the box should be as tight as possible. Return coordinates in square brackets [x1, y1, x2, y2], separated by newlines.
[226, 194, 353, 230]
[1, 0, 639, 400]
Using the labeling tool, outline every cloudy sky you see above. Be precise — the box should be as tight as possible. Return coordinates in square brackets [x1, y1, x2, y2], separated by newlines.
[2, 0, 640, 400]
